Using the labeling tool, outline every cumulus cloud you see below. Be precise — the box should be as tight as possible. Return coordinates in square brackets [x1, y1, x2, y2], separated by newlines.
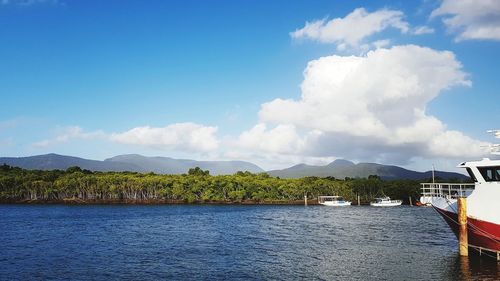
[33, 126, 105, 148]
[110, 123, 219, 153]
[238, 45, 489, 165]
[431, 0, 500, 41]
[234, 123, 322, 154]
[290, 8, 409, 49]
[371, 39, 391, 49]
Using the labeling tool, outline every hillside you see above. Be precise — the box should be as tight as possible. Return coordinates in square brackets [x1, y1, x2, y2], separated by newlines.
[105, 154, 264, 175]
[0, 153, 264, 175]
[0, 154, 468, 180]
[268, 159, 467, 180]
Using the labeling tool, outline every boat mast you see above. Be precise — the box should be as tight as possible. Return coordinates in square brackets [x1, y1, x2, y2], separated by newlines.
[432, 164, 435, 185]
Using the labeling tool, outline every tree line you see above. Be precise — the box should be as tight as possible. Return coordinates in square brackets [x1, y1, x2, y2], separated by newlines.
[0, 164, 467, 204]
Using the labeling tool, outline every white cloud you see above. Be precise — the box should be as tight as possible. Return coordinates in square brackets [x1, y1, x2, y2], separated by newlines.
[234, 123, 322, 154]
[238, 45, 490, 165]
[431, 0, 500, 41]
[33, 126, 105, 148]
[372, 39, 391, 49]
[110, 123, 219, 153]
[413, 25, 435, 35]
[290, 8, 409, 48]
[31, 123, 219, 155]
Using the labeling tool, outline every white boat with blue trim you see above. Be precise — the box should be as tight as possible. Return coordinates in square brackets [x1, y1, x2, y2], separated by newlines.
[370, 197, 402, 207]
[318, 196, 351, 206]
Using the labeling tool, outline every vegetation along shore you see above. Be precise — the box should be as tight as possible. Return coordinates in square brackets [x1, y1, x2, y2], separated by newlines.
[0, 164, 469, 205]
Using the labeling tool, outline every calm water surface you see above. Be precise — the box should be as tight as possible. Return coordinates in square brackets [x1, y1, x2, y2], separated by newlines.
[0, 205, 498, 280]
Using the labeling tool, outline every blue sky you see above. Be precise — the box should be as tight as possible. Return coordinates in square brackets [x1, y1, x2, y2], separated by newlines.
[1, 0, 499, 171]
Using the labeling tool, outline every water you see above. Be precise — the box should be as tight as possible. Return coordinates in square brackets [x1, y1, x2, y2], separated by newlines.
[0, 205, 498, 281]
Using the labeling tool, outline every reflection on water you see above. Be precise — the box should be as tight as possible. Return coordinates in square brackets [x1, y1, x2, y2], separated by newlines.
[0, 205, 498, 281]
[445, 255, 499, 281]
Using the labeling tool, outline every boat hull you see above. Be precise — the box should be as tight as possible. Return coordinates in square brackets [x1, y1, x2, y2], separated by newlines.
[419, 196, 433, 206]
[370, 202, 402, 207]
[434, 206, 500, 252]
[319, 201, 351, 206]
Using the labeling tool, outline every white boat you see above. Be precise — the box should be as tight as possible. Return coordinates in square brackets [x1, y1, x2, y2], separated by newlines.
[420, 130, 500, 256]
[421, 158, 500, 255]
[370, 197, 402, 207]
[318, 196, 351, 206]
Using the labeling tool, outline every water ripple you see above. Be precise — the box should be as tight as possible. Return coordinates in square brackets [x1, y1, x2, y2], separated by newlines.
[0, 205, 498, 280]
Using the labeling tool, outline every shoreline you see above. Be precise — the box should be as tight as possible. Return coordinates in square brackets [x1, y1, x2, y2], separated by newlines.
[0, 198, 379, 206]
[0, 198, 325, 205]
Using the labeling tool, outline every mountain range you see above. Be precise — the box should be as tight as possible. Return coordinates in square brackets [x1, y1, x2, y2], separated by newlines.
[0, 154, 263, 175]
[267, 159, 466, 180]
[0, 153, 468, 180]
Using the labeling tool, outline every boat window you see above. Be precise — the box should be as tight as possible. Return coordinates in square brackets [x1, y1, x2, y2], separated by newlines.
[465, 168, 477, 182]
[478, 166, 500, 182]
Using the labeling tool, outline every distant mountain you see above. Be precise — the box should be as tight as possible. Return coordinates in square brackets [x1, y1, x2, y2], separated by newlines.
[0, 154, 467, 180]
[0, 154, 142, 172]
[105, 154, 264, 175]
[0, 153, 264, 175]
[267, 159, 468, 180]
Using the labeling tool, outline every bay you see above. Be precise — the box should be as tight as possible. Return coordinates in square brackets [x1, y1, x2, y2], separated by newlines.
[0, 205, 498, 280]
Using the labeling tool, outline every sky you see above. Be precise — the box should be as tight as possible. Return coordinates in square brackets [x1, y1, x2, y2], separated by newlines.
[1, 0, 500, 172]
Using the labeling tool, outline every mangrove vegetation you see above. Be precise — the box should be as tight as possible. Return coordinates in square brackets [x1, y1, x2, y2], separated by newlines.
[0, 164, 467, 204]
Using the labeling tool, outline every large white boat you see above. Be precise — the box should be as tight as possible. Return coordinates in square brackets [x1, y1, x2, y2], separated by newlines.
[318, 196, 351, 206]
[370, 197, 402, 207]
[421, 157, 500, 255]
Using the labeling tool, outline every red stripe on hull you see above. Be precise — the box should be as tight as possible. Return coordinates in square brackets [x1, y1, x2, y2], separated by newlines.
[434, 207, 500, 252]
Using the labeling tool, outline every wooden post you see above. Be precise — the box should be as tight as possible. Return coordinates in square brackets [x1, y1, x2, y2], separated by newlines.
[357, 195, 360, 206]
[304, 193, 307, 206]
[458, 197, 468, 256]
[409, 196, 412, 206]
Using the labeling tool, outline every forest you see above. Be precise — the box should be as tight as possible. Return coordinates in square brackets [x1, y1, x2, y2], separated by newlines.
[0, 164, 468, 204]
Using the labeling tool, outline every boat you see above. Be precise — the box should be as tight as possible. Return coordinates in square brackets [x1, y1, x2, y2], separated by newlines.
[318, 196, 351, 206]
[370, 197, 402, 207]
[420, 131, 500, 257]
[421, 158, 500, 256]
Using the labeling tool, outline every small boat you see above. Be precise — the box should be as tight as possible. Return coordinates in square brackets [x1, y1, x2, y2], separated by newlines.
[370, 197, 402, 207]
[318, 196, 351, 206]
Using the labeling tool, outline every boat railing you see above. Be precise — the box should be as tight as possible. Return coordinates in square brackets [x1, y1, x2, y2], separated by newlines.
[420, 183, 475, 199]
[318, 196, 347, 203]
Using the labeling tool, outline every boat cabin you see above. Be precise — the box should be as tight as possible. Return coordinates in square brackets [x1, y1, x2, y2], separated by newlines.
[459, 158, 500, 184]
[318, 196, 346, 203]
[373, 197, 390, 203]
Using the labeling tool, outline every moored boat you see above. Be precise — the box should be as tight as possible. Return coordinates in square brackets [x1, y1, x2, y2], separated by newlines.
[318, 196, 351, 206]
[421, 157, 500, 255]
[370, 197, 402, 207]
